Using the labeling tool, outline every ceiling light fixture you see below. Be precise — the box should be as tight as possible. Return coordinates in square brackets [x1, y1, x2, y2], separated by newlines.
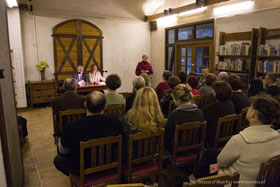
[6, 0, 18, 8]
[178, 7, 207, 17]
[213, 0, 254, 15]
[157, 14, 178, 27]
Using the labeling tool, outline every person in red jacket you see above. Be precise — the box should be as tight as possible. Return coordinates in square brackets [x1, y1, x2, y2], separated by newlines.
[135, 54, 153, 76]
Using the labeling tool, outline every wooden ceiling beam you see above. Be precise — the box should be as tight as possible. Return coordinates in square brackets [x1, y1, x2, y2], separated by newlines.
[145, 0, 230, 22]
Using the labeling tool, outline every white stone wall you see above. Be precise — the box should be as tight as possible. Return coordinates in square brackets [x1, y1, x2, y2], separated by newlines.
[21, 13, 151, 92]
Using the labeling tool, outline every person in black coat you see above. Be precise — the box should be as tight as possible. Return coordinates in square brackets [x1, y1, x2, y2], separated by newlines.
[72, 65, 87, 86]
[203, 82, 235, 147]
[265, 72, 280, 98]
[164, 84, 204, 155]
[228, 74, 249, 114]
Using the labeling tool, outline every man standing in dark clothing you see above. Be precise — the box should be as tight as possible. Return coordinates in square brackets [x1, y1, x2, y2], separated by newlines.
[135, 54, 153, 76]
[53, 91, 123, 175]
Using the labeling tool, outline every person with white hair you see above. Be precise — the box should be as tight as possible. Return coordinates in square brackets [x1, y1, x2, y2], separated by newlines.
[216, 71, 228, 82]
[73, 65, 87, 86]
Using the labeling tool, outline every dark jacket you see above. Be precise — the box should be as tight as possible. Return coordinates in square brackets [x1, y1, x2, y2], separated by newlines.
[164, 103, 204, 153]
[73, 72, 87, 83]
[229, 91, 249, 114]
[125, 92, 136, 113]
[203, 100, 235, 147]
[266, 85, 280, 97]
[60, 115, 123, 172]
[52, 91, 86, 136]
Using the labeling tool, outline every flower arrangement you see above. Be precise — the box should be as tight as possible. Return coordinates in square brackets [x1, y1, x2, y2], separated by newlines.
[36, 61, 49, 72]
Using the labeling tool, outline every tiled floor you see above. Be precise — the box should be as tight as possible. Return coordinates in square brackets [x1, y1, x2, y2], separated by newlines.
[19, 107, 70, 187]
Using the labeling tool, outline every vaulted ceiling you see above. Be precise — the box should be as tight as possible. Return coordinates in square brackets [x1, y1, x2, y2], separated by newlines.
[18, 0, 196, 21]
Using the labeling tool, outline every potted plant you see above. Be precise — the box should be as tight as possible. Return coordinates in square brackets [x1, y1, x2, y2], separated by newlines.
[36, 61, 49, 80]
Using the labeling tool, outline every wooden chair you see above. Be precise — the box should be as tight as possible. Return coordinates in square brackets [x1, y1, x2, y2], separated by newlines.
[123, 129, 164, 185]
[168, 100, 176, 117]
[183, 172, 240, 187]
[192, 95, 202, 107]
[55, 109, 87, 144]
[70, 135, 122, 187]
[105, 104, 124, 119]
[240, 107, 249, 130]
[59, 108, 87, 133]
[119, 92, 132, 101]
[214, 114, 242, 150]
[107, 184, 144, 187]
[256, 155, 280, 187]
[169, 121, 207, 187]
[197, 95, 216, 110]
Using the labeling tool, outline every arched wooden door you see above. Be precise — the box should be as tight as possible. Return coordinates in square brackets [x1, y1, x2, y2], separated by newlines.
[52, 19, 103, 84]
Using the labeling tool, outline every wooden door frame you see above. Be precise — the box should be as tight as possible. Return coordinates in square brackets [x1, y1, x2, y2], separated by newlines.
[0, 84, 13, 187]
[175, 39, 214, 75]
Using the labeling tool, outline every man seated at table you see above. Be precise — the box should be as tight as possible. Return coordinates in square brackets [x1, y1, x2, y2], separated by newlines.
[53, 91, 124, 175]
[52, 78, 86, 138]
[73, 65, 87, 86]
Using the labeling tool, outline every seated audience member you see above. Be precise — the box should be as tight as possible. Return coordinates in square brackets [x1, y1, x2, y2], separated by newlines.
[53, 91, 124, 175]
[178, 71, 187, 84]
[217, 96, 280, 185]
[203, 82, 235, 147]
[155, 70, 172, 101]
[198, 73, 216, 96]
[248, 78, 264, 97]
[160, 76, 180, 117]
[125, 76, 145, 112]
[105, 74, 125, 105]
[228, 74, 249, 114]
[121, 87, 165, 162]
[164, 84, 204, 155]
[52, 78, 85, 137]
[200, 69, 209, 86]
[88, 65, 105, 84]
[140, 72, 151, 87]
[188, 76, 200, 96]
[73, 65, 87, 86]
[265, 72, 280, 97]
[216, 71, 228, 82]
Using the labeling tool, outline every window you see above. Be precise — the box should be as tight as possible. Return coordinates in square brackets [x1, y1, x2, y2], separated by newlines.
[165, 20, 214, 75]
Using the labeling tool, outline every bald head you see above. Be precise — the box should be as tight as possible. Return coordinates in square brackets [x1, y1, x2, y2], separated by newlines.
[217, 72, 228, 82]
[86, 91, 106, 113]
[63, 78, 77, 91]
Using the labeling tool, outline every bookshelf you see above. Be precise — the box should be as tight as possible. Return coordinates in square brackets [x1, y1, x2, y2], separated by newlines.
[217, 29, 258, 88]
[256, 28, 280, 77]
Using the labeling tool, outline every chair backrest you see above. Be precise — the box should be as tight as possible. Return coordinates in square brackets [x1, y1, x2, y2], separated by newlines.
[168, 100, 176, 116]
[240, 107, 249, 130]
[104, 104, 124, 119]
[59, 108, 87, 133]
[173, 121, 207, 161]
[197, 94, 216, 110]
[183, 173, 240, 187]
[79, 135, 122, 187]
[127, 129, 165, 181]
[119, 92, 132, 101]
[256, 155, 280, 187]
[214, 114, 241, 148]
[192, 95, 202, 107]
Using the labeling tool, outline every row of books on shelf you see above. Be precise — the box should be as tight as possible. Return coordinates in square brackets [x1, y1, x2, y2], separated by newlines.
[218, 60, 247, 72]
[257, 60, 280, 74]
[219, 43, 250, 56]
[258, 44, 280, 56]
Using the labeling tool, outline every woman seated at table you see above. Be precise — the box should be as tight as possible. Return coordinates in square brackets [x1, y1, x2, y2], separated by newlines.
[88, 65, 105, 84]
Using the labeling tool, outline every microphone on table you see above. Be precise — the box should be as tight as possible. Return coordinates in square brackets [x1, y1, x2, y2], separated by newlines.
[101, 70, 108, 73]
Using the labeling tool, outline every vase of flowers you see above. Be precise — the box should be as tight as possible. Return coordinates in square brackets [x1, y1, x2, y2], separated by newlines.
[36, 61, 49, 81]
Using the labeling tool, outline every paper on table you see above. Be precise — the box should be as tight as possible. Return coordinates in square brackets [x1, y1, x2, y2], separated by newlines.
[98, 82, 106, 85]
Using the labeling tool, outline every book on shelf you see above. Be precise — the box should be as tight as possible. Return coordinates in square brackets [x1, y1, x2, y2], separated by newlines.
[259, 44, 280, 56]
[257, 60, 280, 73]
[218, 59, 247, 72]
[219, 43, 250, 56]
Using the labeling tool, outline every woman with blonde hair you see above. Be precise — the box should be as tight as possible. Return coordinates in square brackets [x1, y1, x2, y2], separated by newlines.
[121, 87, 166, 162]
[88, 65, 105, 84]
[164, 84, 204, 155]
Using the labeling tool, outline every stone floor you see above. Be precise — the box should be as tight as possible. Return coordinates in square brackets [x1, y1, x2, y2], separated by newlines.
[19, 107, 70, 187]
